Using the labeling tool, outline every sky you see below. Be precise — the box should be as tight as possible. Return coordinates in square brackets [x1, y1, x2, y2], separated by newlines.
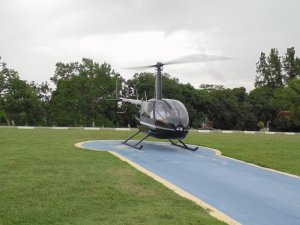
[1, 0, 300, 91]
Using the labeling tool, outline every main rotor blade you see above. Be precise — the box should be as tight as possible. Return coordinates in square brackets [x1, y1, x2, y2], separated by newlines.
[123, 53, 233, 70]
[123, 64, 157, 70]
[164, 53, 233, 65]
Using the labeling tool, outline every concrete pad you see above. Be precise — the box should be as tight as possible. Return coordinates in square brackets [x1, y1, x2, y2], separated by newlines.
[76, 140, 300, 225]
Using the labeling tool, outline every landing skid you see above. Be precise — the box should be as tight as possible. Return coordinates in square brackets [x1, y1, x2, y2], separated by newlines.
[123, 130, 150, 150]
[122, 130, 198, 151]
[169, 139, 198, 151]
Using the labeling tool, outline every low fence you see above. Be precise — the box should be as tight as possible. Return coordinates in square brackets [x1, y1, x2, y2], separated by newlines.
[0, 126, 298, 135]
[0, 126, 132, 131]
[197, 129, 298, 135]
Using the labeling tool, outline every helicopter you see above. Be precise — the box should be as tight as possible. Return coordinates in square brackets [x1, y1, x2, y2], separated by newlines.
[117, 54, 230, 150]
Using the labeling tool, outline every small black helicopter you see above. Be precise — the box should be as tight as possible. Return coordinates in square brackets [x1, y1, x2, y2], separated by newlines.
[118, 54, 230, 150]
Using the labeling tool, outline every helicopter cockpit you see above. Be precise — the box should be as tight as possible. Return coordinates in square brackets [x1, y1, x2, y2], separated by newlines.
[141, 99, 189, 132]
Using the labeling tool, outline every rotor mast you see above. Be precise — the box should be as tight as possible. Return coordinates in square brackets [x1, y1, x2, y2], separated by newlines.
[155, 62, 163, 100]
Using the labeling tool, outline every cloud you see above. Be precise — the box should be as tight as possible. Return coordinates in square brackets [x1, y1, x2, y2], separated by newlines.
[1, 0, 300, 92]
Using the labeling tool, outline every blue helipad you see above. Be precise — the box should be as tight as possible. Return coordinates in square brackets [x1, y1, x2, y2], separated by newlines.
[78, 140, 300, 225]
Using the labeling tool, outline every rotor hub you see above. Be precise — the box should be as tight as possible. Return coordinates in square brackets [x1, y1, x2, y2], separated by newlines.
[156, 62, 164, 70]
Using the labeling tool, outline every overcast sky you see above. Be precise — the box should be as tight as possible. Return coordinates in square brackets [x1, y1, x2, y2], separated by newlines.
[1, 0, 300, 91]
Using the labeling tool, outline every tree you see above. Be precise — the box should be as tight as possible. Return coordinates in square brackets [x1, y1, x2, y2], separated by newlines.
[0, 57, 45, 126]
[203, 87, 254, 130]
[255, 48, 283, 88]
[125, 73, 156, 100]
[253, 47, 300, 131]
[0, 57, 13, 125]
[279, 78, 300, 125]
[255, 52, 269, 88]
[282, 47, 300, 84]
[30, 81, 52, 125]
[268, 48, 283, 87]
[49, 58, 119, 127]
[4, 78, 44, 125]
[248, 86, 282, 130]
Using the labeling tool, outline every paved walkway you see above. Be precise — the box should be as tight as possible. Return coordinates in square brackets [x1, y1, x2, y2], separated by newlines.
[77, 140, 300, 225]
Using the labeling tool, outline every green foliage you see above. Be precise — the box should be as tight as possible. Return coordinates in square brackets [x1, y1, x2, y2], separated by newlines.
[279, 78, 300, 125]
[0, 58, 44, 126]
[255, 48, 283, 87]
[1, 47, 300, 131]
[255, 47, 300, 88]
[282, 47, 300, 83]
[126, 72, 156, 99]
[255, 52, 269, 87]
[268, 48, 283, 86]
[248, 87, 277, 125]
[49, 59, 119, 127]
[0, 110, 7, 124]
[257, 121, 265, 130]
[194, 86, 256, 130]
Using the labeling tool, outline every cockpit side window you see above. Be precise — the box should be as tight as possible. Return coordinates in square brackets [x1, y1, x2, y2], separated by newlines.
[155, 101, 171, 120]
[172, 100, 189, 127]
[141, 101, 154, 119]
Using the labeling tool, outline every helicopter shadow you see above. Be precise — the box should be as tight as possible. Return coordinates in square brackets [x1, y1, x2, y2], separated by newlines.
[78, 140, 218, 160]
[79, 140, 225, 167]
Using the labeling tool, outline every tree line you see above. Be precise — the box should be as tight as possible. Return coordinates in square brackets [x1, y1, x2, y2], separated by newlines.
[1, 47, 300, 131]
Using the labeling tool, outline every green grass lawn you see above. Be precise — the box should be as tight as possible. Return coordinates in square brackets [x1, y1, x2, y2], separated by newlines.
[0, 128, 226, 225]
[185, 132, 300, 176]
[0, 128, 299, 225]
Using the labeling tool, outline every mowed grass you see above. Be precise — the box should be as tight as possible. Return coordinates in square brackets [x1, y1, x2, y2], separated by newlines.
[185, 132, 300, 176]
[0, 128, 226, 225]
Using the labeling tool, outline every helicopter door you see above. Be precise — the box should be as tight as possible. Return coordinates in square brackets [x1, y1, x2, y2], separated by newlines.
[154, 100, 179, 129]
[140, 101, 155, 127]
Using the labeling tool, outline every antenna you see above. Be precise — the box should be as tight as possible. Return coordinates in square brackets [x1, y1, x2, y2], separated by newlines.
[115, 80, 118, 100]
[136, 88, 139, 100]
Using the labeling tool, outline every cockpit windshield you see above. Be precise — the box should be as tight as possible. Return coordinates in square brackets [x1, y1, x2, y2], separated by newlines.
[154, 99, 189, 129]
